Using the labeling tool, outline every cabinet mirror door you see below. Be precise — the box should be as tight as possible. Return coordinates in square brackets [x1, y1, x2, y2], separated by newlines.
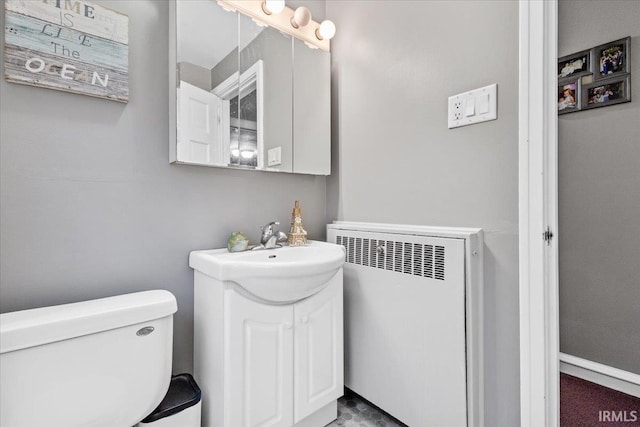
[236, 14, 293, 172]
[293, 38, 330, 175]
[170, 0, 330, 175]
[174, 0, 238, 167]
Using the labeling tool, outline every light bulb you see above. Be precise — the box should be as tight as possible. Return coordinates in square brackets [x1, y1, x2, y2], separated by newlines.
[316, 20, 336, 40]
[290, 6, 311, 28]
[231, 149, 240, 157]
[240, 150, 255, 159]
[262, 0, 285, 15]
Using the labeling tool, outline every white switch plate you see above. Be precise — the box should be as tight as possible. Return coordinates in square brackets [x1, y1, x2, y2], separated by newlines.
[267, 146, 282, 166]
[448, 84, 497, 129]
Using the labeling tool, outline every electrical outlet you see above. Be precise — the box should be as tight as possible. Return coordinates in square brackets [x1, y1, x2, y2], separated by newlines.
[448, 84, 497, 129]
[453, 100, 462, 121]
[449, 96, 465, 126]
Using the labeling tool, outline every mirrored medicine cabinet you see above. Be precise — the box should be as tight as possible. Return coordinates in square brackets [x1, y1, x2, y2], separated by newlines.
[169, 0, 330, 175]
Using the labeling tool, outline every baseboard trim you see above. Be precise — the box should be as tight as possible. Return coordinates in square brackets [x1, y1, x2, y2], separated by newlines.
[559, 353, 640, 398]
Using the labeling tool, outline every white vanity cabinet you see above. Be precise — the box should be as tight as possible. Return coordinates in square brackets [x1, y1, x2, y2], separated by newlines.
[192, 266, 343, 427]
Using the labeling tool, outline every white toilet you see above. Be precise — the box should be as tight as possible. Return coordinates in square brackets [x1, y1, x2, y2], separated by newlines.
[0, 290, 177, 427]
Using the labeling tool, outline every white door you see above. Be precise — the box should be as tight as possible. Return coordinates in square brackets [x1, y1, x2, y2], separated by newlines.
[293, 276, 344, 422]
[178, 81, 225, 166]
[225, 289, 294, 427]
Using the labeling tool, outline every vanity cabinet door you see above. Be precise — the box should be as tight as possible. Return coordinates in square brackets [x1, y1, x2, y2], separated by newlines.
[225, 289, 294, 427]
[293, 276, 344, 423]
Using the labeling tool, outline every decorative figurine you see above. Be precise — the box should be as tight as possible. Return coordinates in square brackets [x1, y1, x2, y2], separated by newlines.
[287, 200, 308, 246]
[227, 231, 250, 252]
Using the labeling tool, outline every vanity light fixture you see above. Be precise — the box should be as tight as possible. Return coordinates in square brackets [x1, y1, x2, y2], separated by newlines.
[290, 6, 311, 29]
[218, 0, 334, 51]
[261, 0, 285, 15]
[316, 20, 336, 41]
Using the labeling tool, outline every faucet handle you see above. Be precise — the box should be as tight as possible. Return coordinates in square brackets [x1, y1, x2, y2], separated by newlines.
[259, 221, 281, 246]
[261, 221, 280, 232]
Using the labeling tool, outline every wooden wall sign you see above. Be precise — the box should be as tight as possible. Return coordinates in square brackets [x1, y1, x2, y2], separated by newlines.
[4, 0, 129, 103]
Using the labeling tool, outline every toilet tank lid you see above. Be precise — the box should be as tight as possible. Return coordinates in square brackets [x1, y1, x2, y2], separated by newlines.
[0, 290, 177, 354]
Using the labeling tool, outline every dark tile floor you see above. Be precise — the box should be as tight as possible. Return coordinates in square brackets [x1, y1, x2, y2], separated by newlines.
[328, 390, 407, 427]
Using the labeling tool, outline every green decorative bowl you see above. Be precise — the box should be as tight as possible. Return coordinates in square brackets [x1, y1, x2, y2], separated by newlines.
[227, 231, 250, 252]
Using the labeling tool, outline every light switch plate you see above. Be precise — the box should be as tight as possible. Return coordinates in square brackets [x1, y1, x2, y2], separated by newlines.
[267, 146, 282, 166]
[448, 84, 497, 129]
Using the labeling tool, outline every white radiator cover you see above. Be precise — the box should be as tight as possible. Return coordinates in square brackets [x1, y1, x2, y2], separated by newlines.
[327, 221, 483, 427]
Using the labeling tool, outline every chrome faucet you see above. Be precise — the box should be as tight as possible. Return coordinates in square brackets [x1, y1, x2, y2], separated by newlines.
[257, 221, 288, 249]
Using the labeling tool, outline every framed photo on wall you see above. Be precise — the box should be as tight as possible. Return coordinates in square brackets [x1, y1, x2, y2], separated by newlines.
[593, 37, 630, 80]
[582, 74, 631, 110]
[558, 49, 591, 79]
[558, 78, 581, 114]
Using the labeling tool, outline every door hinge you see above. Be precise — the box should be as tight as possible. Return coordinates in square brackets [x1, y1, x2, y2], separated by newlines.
[543, 227, 554, 245]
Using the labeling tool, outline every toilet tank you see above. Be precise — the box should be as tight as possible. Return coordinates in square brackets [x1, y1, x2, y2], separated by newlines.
[0, 290, 177, 427]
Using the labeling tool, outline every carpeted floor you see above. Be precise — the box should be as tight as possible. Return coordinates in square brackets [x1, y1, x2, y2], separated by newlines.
[328, 389, 407, 427]
[327, 377, 640, 427]
[560, 373, 640, 426]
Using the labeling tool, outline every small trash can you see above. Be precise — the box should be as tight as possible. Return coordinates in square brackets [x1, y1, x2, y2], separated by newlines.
[137, 373, 201, 427]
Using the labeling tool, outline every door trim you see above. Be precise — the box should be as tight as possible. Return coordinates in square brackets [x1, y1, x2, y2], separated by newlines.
[518, 1, 559, 426]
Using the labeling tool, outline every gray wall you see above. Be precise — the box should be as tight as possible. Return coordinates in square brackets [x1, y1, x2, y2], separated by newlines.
[0, 0, 328, 374]
[558, 0, 640, 374]
[210, 47, 238, 91]
[326, 1, 520, 426]
[178, 62, 212, 91]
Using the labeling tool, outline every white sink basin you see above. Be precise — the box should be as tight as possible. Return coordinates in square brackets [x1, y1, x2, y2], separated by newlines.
[189, 241, 345, 303]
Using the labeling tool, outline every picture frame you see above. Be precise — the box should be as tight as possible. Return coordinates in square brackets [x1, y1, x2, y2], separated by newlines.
[558, 78, 581, 114]
[3, 0, 129, 103]
[582, 74, 631, 110]
[558, 49, 591, 80]
[592, 36, 630, 80]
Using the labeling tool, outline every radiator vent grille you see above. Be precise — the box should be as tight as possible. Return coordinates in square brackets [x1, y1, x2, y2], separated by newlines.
[336, 235, 445, 280]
